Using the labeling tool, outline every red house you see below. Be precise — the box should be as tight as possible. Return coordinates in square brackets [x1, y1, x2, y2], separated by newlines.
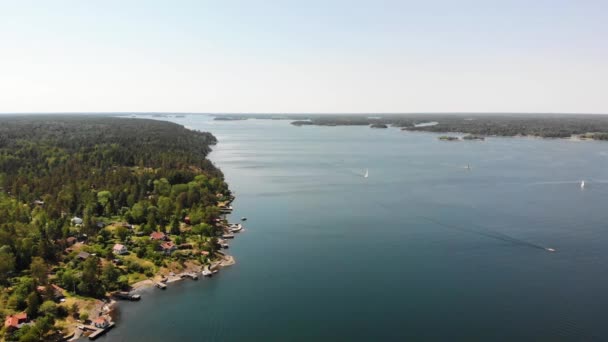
[150, 231, 167, 241]
[160, 241, 177, 255]
[4, 312, 27, 330]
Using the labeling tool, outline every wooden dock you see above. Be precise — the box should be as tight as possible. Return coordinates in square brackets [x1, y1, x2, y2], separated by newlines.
[86, 322, 115, 340]
[180, 272, 199, 280]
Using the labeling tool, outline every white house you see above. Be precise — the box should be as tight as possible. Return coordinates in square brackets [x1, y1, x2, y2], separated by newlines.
[112, 243, 128, 255]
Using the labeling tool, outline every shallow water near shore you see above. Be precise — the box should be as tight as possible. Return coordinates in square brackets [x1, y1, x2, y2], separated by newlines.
[103, 115, 608, 341]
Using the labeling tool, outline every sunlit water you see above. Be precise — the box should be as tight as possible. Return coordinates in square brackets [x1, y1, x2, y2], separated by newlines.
[103, 115, 608, 341]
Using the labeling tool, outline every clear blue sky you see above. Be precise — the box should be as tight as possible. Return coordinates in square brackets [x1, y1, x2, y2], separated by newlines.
[1, 0, 607, 113]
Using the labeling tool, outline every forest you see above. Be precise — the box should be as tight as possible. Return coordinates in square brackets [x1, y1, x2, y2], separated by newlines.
[224, 113, 608, 139]
[0, 116, 229, 341]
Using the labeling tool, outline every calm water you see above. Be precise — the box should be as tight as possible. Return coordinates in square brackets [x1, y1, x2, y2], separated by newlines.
[104, 116, 608, 341]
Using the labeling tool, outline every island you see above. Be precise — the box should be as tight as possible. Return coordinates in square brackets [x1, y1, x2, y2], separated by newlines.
[231, 113, 608, 140]
[370, 123, 388, 129]
[438, 136, 460, 141]
[0, 116, 237, 341]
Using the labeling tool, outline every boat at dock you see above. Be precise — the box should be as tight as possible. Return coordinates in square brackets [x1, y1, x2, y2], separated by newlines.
[222, 232, 235, 239]
[241, 217, 247, 221]
[180, 272, 199, 280]
[228, 223, 243, 232]
[112, 291, 141, 301]
[155, 282, 167, 289]
[219, 205, 233, 213]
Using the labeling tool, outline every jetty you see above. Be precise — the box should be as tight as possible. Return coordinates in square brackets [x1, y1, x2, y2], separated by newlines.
[78, 322, 115, 340]
[112, 291, 141, 301]
[155, 282, 167, 289]
[222, 232, 235, 239]
[180, 272, 199, 280]
[202, 266, 217, 277]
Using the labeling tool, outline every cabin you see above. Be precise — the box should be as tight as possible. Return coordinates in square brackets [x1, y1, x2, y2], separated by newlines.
[77, 251, 91, 260]
[66, 237, 77, 246]
[4, 312, 27, 330]
[160, 241, 177, 255]
[112, 243, 128, 255]
[36, 284, 65, 301]
[150, 231, 167, 241]
[93, 317, 110, 329]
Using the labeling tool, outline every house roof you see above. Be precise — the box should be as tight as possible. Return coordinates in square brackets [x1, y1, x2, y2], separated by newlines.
[160, 241, 175, 250]
[113, 243, 125, 250]
[4, 312, 27, 328]
[150, 231, 166, 240]
[93, 317, 108, 324]
[36, 284, 65, 297]
[77, 251, 90, 259]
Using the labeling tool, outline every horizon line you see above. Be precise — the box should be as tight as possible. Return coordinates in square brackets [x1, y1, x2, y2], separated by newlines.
[1, 111, 608, 116]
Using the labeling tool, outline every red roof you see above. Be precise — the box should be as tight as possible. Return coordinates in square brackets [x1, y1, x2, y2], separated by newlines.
[4, 312, 27, 328]
[150, 231, 166, 240]
[200, 251, 210, 255]
[113, 243, 125, 250]
[160, 241, 175, 250]
[93, 317, 107, 324]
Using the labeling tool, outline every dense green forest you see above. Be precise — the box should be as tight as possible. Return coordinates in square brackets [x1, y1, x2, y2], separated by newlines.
[0, 116, 229, 341]
[213, 113, 608, 139]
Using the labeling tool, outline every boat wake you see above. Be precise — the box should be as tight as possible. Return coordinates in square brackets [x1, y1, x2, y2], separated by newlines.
[417, 215, 554, 252]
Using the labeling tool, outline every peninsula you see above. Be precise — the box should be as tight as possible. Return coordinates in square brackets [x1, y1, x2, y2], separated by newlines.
[0, 116, 235, 341]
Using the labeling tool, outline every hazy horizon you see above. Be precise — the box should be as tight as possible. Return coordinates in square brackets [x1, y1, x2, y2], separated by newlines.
[2, 1, 607, 113]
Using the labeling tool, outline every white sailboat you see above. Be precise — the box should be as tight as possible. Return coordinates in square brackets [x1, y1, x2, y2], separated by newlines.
[364, 169, 369, 178]
[580, 180, 585, 189]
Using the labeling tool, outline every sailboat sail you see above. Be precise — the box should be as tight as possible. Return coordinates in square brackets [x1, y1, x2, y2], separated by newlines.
[581, 180, 585, 189]
[364, 169, 369, 178]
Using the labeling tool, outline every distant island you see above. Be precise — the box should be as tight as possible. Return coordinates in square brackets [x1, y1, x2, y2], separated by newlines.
[0, 116, 237, 341]
[370, 123, 388, 129]
[212, 114, 608, 140]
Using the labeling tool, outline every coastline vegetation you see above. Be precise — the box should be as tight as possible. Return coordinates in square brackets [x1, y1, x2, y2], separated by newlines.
[0, 116, 231, 341]
[213, 113, 608, 140]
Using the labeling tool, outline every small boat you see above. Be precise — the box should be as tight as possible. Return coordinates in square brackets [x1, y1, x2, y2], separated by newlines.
[546, 248, 556, 252]
[229, 224, 243, 233]
[155, 282, 167, 289]
[364, 168, 369, 178]
[241, 217, 247, 221]
[202, 269, 212, 277]
[222, 233, 235, 239]
[465, 164, 471, 170]
[581, 180, 585, 189]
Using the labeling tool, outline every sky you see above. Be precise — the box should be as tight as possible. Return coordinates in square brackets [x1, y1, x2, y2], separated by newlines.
[1, 0, 607, 114]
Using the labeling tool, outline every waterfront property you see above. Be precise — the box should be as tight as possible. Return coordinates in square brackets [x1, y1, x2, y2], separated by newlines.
[150, 231, 167, 241]
[160, 241, 177, 255]
[112, 243, 128, 255]
[4, 312, 27, 330]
